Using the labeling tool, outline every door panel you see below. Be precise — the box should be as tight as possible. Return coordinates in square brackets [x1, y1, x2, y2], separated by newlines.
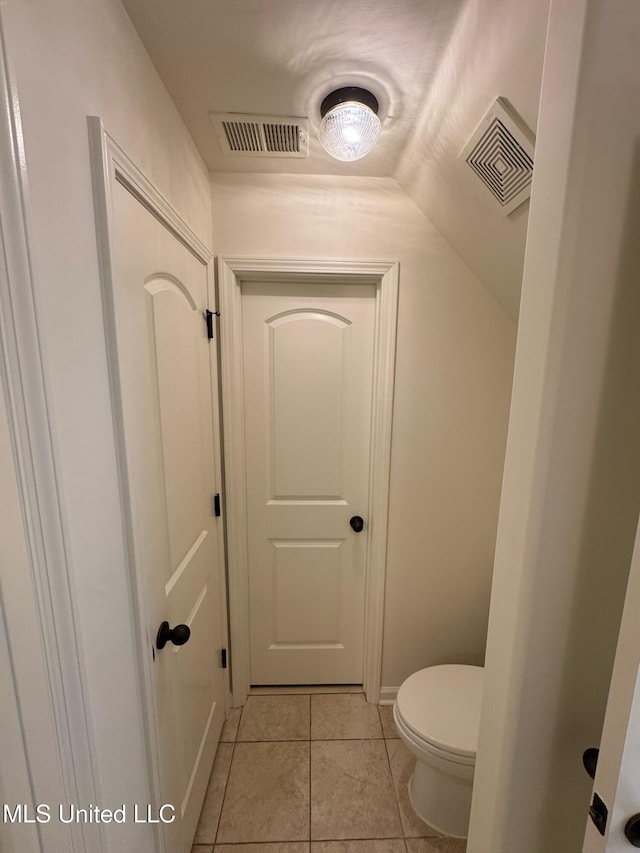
[242, 282, 375, 684]
[112, 180, 225, 852]
[146, 278, 206, 569]
[271, 539, 344, 644]
[269, 310, 350, 500]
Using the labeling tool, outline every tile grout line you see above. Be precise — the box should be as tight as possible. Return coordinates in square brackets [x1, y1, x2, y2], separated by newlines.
[213, 703, 244, 848]
[232, 736, 387, 743]
[206, 837, 410, 846]
[380, 705, 407, 841]
[308, 693, 312, 847]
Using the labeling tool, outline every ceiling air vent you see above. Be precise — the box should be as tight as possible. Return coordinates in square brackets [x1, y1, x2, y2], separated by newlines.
[209, 112, 309, 158]
[460, 98, 535, 216]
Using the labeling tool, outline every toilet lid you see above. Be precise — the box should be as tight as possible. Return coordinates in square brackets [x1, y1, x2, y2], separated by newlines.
[395, 665, 484, 758]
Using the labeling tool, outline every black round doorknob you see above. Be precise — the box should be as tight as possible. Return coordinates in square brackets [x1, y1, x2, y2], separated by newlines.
[625, 814, 640, 846]
[349, 515, 365, 533]
[156, 621, 191, 650]
[582, 747, 599, 780]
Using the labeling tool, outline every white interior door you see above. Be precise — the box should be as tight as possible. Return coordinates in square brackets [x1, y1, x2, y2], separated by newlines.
[242, 281, 376, 685]
[583, 511, 640, 852]
[111, 179, 226, 852]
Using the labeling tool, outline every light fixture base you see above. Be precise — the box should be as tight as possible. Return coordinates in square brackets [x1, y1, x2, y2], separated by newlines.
[320, 87, 379, 118]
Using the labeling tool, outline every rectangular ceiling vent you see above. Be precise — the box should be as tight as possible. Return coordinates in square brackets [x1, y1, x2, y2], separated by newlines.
[209, 112, 309, 158]
[460, 97, 535, 216]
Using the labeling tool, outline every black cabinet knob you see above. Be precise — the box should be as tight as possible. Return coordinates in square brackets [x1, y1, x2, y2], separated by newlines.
[349, 515, 364, 533]
[156, 621, 191, 650]
[625, 814, 640, 847]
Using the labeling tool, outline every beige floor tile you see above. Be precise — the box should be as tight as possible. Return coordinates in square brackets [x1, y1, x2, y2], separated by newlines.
[405, 838, 466, 852]
[378, 705, 400, 739]
[312, 842, 405, 853]
[192, 846, 213, 853]
[217, 741, 310, 843]
[193, 743, 234, 844]
[250, 685, 363, 695]
[385, 740, 441, 838]
[311, 694, 383, 740]
[220, 707, 242, 742]
[215, 845, 309, 853]
[311, 739, 402, 839]
[238, 695, 310, 741]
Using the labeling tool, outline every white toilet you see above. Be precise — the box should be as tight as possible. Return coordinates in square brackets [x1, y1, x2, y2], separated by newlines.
[393, 664, 484, 839]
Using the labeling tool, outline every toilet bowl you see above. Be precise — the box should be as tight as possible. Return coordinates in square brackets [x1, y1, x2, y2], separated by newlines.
[393, 664, 483, 839]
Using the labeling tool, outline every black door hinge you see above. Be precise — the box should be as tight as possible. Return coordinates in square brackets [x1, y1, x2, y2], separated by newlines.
[221, 648, 227, 669]
[589, 792, 608, 836]
[214, 493, 221, 517]
[205, 309, 220, 340]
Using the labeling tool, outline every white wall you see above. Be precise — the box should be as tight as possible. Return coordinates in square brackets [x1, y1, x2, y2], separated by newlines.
[2, 0, 212, 850]
[469, 0, 640, 850]
[210, 172, 517, 691]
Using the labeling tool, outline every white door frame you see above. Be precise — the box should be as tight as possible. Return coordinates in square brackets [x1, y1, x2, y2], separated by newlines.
[583, 511, 640, 852]
[88, 117, 231, 847]
[0, 16, 98, 853]
[218, 257, 398, 706]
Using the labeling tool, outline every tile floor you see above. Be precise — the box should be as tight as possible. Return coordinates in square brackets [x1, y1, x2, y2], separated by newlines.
[192, 686, 466, 853]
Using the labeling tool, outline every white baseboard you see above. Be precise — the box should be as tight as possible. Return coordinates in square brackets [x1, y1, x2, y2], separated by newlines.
[379, 686, 399, 705]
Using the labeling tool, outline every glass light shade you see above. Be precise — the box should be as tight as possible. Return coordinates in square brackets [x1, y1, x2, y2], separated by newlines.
[318, 101, 382, 162]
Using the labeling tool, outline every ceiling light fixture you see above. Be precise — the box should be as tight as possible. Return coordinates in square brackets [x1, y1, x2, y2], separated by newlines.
[318, 87, 381, 162]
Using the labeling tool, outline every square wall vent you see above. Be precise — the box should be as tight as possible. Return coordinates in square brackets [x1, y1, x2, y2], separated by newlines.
[460, 98, 535, 216]
[210, 112, 309, 158]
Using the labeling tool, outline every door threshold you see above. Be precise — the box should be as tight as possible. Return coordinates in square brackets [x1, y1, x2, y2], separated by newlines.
[249, 684, 364, 695]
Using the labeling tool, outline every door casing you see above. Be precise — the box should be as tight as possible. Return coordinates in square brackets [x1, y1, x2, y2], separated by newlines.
[0, 18, 99, 852]
[218, 257, 399, 707]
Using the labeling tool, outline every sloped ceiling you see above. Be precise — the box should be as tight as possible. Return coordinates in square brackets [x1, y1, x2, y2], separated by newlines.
[395, 0, 549, 318]
[121, 0, 550, 318]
